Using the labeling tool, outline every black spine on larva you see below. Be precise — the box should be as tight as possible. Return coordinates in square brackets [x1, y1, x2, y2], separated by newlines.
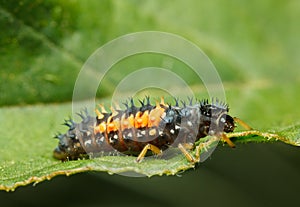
[139, 97, 154, 112]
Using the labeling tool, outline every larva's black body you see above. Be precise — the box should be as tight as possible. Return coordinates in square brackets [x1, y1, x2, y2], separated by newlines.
[53, 98, 236, 161]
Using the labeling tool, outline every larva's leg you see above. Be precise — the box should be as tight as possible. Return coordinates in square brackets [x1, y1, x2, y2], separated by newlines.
[221, 133, 236, 148]
[136, 144, 162, 163]
[178, 141, 213, 163]
[178, 143, 199, 163]
[178, 136, 221, 163]
[233, 117, 253, 130]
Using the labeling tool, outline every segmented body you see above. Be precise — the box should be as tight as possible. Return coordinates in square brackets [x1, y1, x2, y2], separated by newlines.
[53, 97, 235, 161]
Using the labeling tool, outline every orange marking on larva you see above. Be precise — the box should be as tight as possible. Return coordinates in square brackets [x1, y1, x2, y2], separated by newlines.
[94, 125, 100, 134]
[134, 111, 148, 128]
[134, 111, 142, 128]
[136, 118, 143, 128]
[148, 105, 165, 127]
[107, 121, 120, 133]
[110, 106, 118, 117]
[150, 116, 156, 122]
[95, 108, 104, 120]
[155, 100, 160, 108]
[120, 114, 135, 130]
[98, 122, 106, 133]
[160, 96, 166, 106]
[128, 114, 135, 128]
[107, 123, 115, 132]
[106, 114, 121, 133]
[140, 110, 149, 127]
[98, 104, 107, 113]
[148, 116, 156, 127]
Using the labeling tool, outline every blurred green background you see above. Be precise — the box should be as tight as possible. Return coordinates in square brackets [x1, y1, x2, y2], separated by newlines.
[0, 0, 299, 206]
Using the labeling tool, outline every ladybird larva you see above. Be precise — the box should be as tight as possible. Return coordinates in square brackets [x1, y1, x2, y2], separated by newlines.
[53, 97, 244, 163]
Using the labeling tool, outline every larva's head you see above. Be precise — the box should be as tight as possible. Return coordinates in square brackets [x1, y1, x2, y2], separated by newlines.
[199, 99, 235, 136]
[223, 114, 235, 133]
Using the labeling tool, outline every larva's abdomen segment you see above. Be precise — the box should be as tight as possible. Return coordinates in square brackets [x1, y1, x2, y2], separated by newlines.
[92, 101, 173, 153]
[80, 120, 176, 157]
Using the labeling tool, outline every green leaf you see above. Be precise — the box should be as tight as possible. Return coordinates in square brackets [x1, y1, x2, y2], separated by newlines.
[1, 0, 300, 195]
